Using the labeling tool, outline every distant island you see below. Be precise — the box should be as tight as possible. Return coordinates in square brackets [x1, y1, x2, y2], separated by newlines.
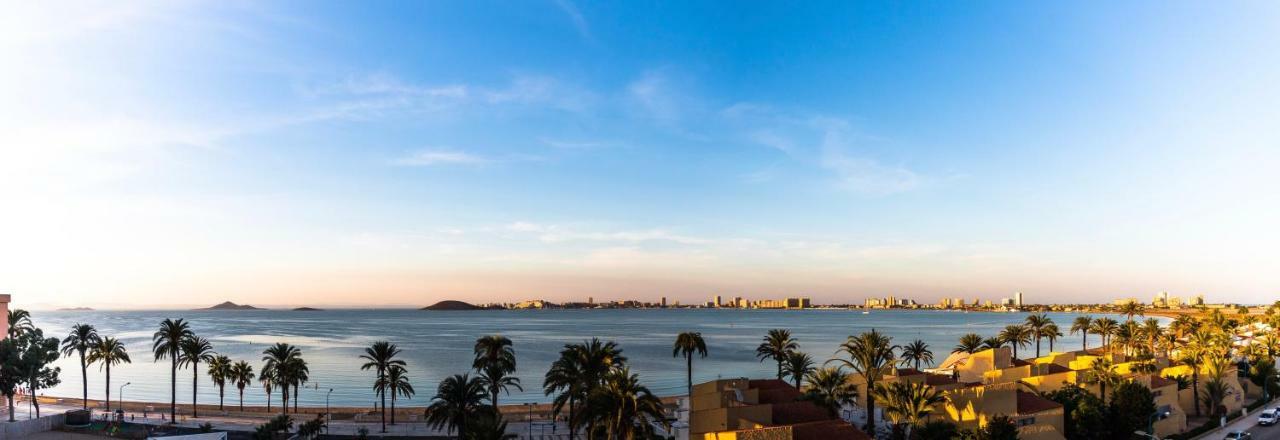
[200, 301, 263, 311]
[422, 300, 481, 311]
[58, 307, 95, 311]
[293, 307, 323, 311]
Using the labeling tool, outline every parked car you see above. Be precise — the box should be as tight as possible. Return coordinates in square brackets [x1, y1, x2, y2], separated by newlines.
[1259, 409, 1277, 426]
[1224, 430, 1252, 440]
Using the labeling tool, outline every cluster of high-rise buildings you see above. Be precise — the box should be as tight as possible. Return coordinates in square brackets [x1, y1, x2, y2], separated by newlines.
[1114, 292, 1206, 308]
[707, 295, 812, 309]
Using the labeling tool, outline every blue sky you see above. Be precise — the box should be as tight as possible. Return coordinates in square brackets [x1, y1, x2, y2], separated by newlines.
[2, 1, 1278, 308]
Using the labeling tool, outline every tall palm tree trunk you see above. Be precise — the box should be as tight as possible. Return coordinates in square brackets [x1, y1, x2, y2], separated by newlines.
[105, 363, 112, 412]
[171, 357, 178, 421]
[293, 386, 298, 413]
[280, 384, 289, 415]
[218, 384, 224, 410]
[1192, 369, 1201, 417]
[7, 395, 15, 422]
[239, 388, 244, 411]
[80, 354, 88, 410]
[1082, 331, 1088, 351]
[390, 393, 396, 425]
[568, 396, 576, 440]
[1035, 338, 1041, 358]
[686, 354, 693, 396]
[380, 371, 387, 433]
[192, 364, 199, 417]
[865, 377, 877, 432]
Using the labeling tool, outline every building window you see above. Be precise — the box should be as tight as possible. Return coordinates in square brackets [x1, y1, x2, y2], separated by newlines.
[1017, 417, 1036, 427]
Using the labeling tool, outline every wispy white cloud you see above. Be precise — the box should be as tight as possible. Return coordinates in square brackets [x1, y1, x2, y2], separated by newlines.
[552, 0, 591, 40]
[394, 149, 490, 166]
[731, 107, 925, 195]
[627, 70, 679, 122]
[504, 221, 712, 245]
[539, 138, 611, 150]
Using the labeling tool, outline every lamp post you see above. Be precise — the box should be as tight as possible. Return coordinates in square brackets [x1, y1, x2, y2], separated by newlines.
[525, 402, 534, 439]
[326, 388, 333, 434]
[119, 382, 131, 413]
[1139, 410, 1170, 440]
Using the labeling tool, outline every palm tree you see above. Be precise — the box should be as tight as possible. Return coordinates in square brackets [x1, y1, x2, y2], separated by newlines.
[799, 367, 858, 417]
[1180, 332, 1213, 417]
[1090, 318, 1119, 354]
[672, 332, 708, 396]
[1141, 318, 1163, 357]
[999, 324, 1031, 358]
[287, 357, 309, 414]
[178, 336, 215, 417]
[262, 343, 302, 415]
[544, 338, 627, 439]
[152, 318, 194, 421]
[953, 333, 983, 354]
[1119, 302, 1145, 322]
[230, 361, 255, 411]
[473, 335, 521, 409]
[424, 373, 488, 439]
[1085, 358, 1119, 404]
[1070, 316, 1093, 351]
[830, 329, 896, 432]
[207, 354, 232, 411]
[1025, 314, 1053, 358]
[545, 346, 586, 440]
[60, 323, 100, 409]
[7, 309, 33, 338]
[755, 329, 798, 380]
[585, 367, 668, 440]
[259, 366, 275, 412]
[1170, 314, 1199, 339]
[86, 337, 130, 412]
[1043, 323, 1062, 353]
[377, 364, 415, 425]
[476, 363, 521, 418]
[981, 337, 1004, 350]
[872, 380, 945, 438]
[899, 339, 933, 370]
[781, 351, 815, 389]
[359, 341, 404, 432]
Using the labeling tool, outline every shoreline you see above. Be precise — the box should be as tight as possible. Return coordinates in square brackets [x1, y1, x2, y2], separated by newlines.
[26, 395, 683, 421]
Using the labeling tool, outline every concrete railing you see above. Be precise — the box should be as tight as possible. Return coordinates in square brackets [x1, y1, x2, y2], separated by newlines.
[0, 413, 66, 440]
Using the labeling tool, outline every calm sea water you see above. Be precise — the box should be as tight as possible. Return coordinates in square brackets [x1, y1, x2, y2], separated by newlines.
[31, 309, 1121, 408]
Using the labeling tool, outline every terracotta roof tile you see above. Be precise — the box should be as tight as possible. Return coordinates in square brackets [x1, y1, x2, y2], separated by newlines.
[1016, 390, 1063, 415]
[757, 386, 802, 404]
[748, 379, 793, 390]
[791, 420, 872, 440]
[1150, 376, 1176, 389]
[770, 401, 833, 425]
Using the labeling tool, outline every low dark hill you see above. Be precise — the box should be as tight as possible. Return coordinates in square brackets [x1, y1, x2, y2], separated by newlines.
[422, 300, 480, 311]
[201, 301, 262, 310]
[293, 307, 323, 311]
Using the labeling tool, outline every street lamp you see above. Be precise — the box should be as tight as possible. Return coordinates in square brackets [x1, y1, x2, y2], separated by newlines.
[326, 388, 333, 434]
[119, 382, 131, 413]
[1139, 409, 1170, 440]
[524, 402, 534, 438]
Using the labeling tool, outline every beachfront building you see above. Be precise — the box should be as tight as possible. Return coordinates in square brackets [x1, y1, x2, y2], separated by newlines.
[931, 345, 1212, 439]
[690, 378, 869, 440]
[753, 298, 811, 309]
[0, 294, 8, 338]
[833, 361, 1067, 440]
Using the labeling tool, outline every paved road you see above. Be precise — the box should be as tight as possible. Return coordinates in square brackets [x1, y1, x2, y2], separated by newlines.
[1205, 406, 1280, 440]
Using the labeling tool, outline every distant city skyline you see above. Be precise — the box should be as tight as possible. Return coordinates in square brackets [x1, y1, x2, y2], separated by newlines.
[4, 2, 1279, 308]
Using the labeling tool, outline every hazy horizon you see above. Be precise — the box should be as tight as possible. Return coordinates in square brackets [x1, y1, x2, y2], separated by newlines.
[4, 2, 1279, 308]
